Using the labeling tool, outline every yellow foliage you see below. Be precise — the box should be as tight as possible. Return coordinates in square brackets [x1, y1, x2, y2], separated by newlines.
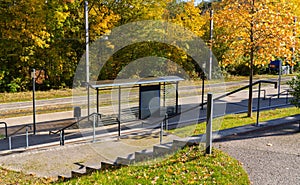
[215, 0, 297, 68]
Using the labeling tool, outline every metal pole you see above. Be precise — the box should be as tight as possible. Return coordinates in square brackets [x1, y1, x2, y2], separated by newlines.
[118, 86, 121, 137]
[93, 113, 96, 143]
[256, 82, 261, 126]
[201, 73, 205, 110]
[60, 131, 62, 146]
[160, 121, 163, 144]
[118, 86, 121, 122]
[163, 82, 166, 108]
[85, 1, 90, 118]
[208, 7, 214, 80]
[278, 60, 282, 98]
[9, 137, 11, 150]
[87, 86, 90, 118]
[26, 126, 29, 148]
[32, 69, 36, 135]
[118, 118, 121, 138]
[165, 114, 168, 130]
[96, 88, 99, 115]
[206, 93, 213, 154]
[175, 82, 179, 114]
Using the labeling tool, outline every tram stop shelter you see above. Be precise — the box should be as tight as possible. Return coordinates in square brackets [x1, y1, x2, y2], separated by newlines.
[87, 76, 184, 122]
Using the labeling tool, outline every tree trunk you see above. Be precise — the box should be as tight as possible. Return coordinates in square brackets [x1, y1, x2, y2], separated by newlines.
[248, 0, 255, 118]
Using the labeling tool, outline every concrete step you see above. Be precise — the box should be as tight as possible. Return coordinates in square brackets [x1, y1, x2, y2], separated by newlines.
[115, 154, 135, 166]
[57, 174, 72, 181]
[135, 149, 154, 163]
[100, 161, 120, 170]
[71, 168, 86, 178]
[85, 165, 101, 174]
[172, 139, 188, 150]
[153, 143, 173, 157]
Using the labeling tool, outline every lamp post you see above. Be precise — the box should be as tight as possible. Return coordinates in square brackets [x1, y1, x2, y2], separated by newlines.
[199, 0, 221, 80]
[85, 1, 90, 117]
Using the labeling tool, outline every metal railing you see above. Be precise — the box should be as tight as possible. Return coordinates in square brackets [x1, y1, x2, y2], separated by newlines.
[155, 80, 278, 132]
[0, 122, 8, 139]
[268, 89, 291, 107]
[4, 124, 32, 150]
[50, 112, 101, 146]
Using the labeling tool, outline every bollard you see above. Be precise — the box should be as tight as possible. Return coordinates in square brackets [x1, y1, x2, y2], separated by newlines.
[206, 93, 213, 155]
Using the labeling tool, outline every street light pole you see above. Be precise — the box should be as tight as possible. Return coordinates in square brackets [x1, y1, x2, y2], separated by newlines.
[85, 1, 90, 117]
[208, 5, 213, 80]
[200, 0, 221, 80]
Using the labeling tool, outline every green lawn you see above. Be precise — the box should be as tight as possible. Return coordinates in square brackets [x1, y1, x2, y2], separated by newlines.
[56, 146, 250, 185]
[169, 106, 300, 137]
[0, 74, 293, 104]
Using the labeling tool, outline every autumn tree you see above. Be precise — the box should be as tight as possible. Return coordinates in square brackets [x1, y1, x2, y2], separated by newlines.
[214, 0, 297, 117]
[0, 0, 50, 92]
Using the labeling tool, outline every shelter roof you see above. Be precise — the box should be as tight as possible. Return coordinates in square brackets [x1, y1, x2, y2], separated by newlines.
[88, 76, 184, 89]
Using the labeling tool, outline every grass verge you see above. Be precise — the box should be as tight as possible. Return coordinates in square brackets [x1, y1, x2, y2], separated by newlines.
[56, 146, 249, 185]
[169, 106, 300, 137]
[0, 74, 294, 104]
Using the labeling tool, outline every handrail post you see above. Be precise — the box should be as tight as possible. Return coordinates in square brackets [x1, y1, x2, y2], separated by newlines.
[160, 120, 163, 144]
[256, 82, 261, 126]
[8, 136, 11, 150]
[0, 122, 8, 139]
[26, 126, 29, 148]
[60, 130, 65, 146]
[93, 113, 96, 143]
[165, 114, 168, 131]
[206, 93, 213, 155]
[117, 118, 121, 139]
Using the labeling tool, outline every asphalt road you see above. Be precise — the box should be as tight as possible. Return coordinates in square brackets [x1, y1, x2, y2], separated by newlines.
[0, 77, 291, 112]
[215, 122, 300, 185]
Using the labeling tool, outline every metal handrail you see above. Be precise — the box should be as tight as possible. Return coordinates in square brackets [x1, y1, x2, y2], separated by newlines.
[8, 124, 32, 138]
[149, 80, 278, 127]
[51, 112, 101, 146]
[268, 89, 291, 106]
[49, 112, 101, 135]
[0, 122, 8, 139]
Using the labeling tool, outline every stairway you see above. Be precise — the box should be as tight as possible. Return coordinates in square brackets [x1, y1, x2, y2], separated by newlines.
[57, 136, 202, 181]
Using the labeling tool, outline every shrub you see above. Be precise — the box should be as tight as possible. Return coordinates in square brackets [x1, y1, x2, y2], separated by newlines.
[287, 74, 300, 107]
